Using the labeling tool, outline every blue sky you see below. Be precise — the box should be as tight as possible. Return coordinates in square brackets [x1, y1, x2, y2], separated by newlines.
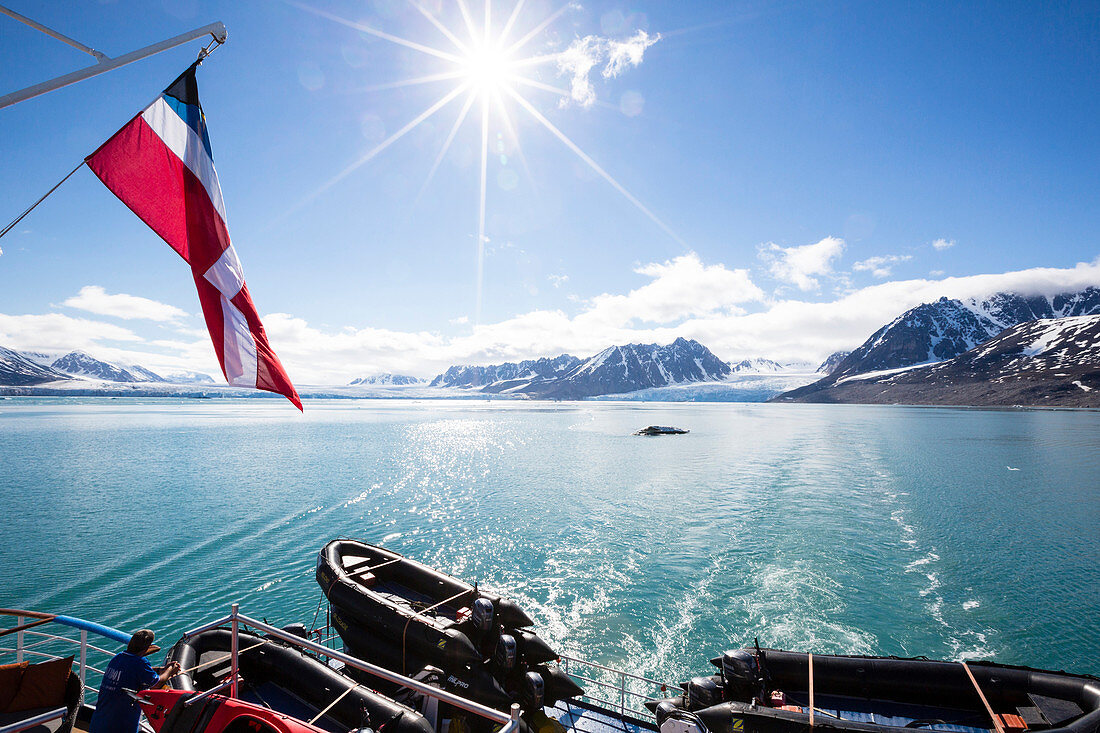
[2, 1, 1099, 382]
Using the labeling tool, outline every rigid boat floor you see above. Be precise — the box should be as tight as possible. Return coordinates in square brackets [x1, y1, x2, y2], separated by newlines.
[777, 693, 991, 733]
[372, 579, 463, 621]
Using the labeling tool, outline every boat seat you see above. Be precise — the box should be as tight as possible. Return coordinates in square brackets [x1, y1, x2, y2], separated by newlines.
[1027, 694, 1083, 726]
[0, 657, 82, 733]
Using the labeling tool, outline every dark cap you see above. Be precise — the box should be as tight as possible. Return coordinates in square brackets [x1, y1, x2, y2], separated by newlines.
[127, 629, 156, 655]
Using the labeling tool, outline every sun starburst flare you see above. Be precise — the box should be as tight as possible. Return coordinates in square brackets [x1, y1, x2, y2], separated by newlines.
[290, 0, 680, 322]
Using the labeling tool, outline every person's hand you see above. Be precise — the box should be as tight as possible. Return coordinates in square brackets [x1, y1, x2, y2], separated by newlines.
[167, 661, 181, 677]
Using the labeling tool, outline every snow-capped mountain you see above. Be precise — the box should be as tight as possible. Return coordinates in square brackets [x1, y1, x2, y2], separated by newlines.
[51, 351, 142, 382]
[777, 314, 1100, 407]
[431, 354, 581, 389]
[349, 374, 424, 386]
[127, 365, 168, 383]
[827, 288, 1100, 382]
[0, 346, 70, 386]
[164, 371, 216, 384]
[816, 351, 851, 375]
[522, 337, 731, 399]
[730, 358, 785, 373]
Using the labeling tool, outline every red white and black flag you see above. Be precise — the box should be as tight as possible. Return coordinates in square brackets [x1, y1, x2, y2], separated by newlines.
[86, 63, 302, 410]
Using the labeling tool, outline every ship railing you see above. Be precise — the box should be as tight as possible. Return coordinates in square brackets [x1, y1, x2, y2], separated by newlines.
[558, 653, 671, 721]
[0, 608, 157, 733]
[183, 604, 522, 733]
[309, 601, 669, 724]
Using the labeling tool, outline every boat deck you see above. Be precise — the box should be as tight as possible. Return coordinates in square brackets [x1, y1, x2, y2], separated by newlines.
[550, 698, 656, 733]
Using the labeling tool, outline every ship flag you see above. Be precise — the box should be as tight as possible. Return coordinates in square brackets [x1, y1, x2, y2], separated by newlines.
[85, 63, 301, 410]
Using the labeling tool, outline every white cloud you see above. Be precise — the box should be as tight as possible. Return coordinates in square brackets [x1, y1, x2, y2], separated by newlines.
[604, 30, 660, 78]
[256, 256, 1100, 382]
[582, 253, 762, 326]
[558, 36, 603, 108]
[549, 274, 569, 288]
[0, 313, 142, 352]
[62, 285, 189, 322]
[932, 238, 956, 251]
[758, 236, 846, 291]
[557, 30, 660, 108]
[852, 254, 913, 278]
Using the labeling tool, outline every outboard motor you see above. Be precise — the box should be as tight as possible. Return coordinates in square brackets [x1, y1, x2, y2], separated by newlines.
[472, 598, 495, 634]
[281, 622, 309, 639]
[720, 650, 761, 702]
[494, 634, 517, 672]
[522, 671, 545, 712]
[687, 677, 720, 712]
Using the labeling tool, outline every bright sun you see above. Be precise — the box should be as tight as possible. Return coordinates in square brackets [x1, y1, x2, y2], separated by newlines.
[293, 0, 679, 321]
[460, 43, 515, 94]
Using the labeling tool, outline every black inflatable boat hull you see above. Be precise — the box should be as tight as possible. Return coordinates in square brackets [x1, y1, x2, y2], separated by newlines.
[332, 607, 513, 709]
[168, 628, 433, 733]
[318, 540, 550, 673]
[651, 649, 1100, 733]
[317, 540, 533, 628]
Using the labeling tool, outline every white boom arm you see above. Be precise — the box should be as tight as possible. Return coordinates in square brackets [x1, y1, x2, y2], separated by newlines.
[0, 5, 226, 109]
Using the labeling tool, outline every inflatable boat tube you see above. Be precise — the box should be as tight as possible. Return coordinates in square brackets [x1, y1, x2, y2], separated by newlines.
[514, 630, 558, 666]
[648, 648, 1100, 733]
[167, 627, 434, 733]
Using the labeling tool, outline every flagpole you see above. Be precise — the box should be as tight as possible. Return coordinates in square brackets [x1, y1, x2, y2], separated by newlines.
[0, 9, 227, 109]
[0, 161, 85, 242]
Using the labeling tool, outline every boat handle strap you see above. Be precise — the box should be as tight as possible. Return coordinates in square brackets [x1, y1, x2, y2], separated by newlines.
[962, 662, 1005, 733]
[308, 681, 360, 725]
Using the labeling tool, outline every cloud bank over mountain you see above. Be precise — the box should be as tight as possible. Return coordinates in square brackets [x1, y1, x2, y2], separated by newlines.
[3, 248, 1099, 385]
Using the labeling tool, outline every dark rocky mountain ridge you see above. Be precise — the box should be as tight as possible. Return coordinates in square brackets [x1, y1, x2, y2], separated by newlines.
[810, 288, 1100, 391]
[0, 346, 70, 386]
[776, 314, 1100, 407]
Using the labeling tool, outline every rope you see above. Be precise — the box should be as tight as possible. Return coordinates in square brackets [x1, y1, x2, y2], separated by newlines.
[0, 160, 85, 241]
[402, 588, 470, 674]
[180, 639, 268, 676]
[308, 681, 360, 725]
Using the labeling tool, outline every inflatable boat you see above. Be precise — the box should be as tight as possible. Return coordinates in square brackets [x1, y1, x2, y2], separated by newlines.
[648, 648, 1100, 733]
[316, 540, 551, 673]
[331, 607, 583, 712]
[167, 627, 434, 733]
[138, 688, 328, 733]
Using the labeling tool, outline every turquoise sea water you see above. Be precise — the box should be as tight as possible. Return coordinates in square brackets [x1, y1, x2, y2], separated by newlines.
[1, 398, 1098, 682]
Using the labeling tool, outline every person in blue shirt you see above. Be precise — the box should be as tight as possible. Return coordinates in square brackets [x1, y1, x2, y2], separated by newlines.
[90, 629, 181, 733]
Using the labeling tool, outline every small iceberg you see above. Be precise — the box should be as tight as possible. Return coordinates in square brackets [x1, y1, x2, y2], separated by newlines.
[634, 425, 689, 435]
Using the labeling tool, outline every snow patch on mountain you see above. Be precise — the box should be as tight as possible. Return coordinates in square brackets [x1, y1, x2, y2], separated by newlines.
[349, 373, 424, 386]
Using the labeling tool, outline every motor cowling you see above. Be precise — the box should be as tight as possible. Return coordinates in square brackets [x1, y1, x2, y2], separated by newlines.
[522, 671, 545, 711]
[721, 650, 760, 701]
[281, 622, 309, 639]
[494, 634, 517, 671]
[472, 598, 495, 634]
[687, 676, 720, 711]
